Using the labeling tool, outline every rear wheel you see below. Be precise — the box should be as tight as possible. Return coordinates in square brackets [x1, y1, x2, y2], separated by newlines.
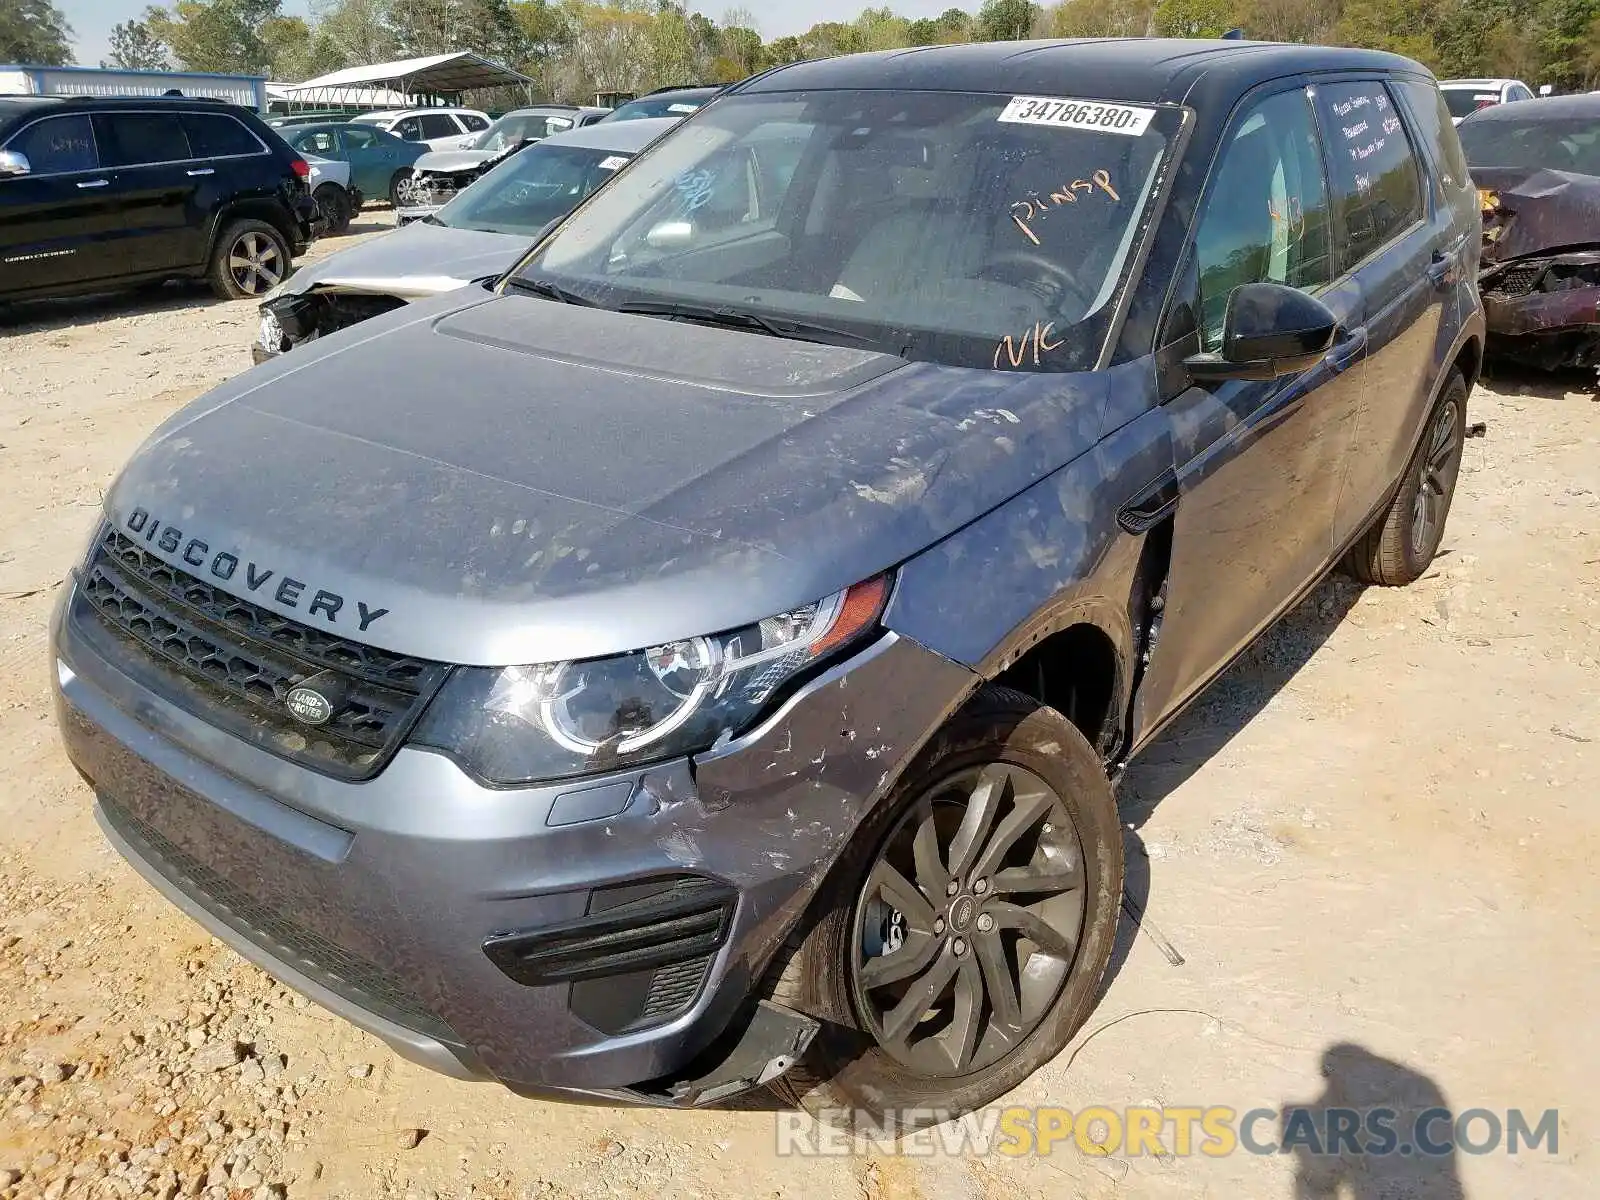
[765, 686, 1123, 1127]
[1343, 369, 1467, 586]
[313, 183, 352, 235]
[206, 220, 289, 301]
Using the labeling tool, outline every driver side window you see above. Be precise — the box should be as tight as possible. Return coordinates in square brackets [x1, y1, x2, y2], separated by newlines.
[1194, 90, 1333, 352]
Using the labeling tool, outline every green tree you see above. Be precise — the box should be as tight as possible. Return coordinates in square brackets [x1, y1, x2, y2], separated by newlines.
[260, 15, 315, 77]
[146, 0, 284, 73]
[1153, 0, 1237, 36]
[306, 0, 397, 72]
[976, 0, 1040, 39]
[766, 33, 805, 62]
[801, 20, 865, 57]
[104, 18, 171, 69]
[0, 0, 75, 65]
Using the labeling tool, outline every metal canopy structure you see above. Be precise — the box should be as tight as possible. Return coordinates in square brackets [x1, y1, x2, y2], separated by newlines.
[286, 52, 534, 105]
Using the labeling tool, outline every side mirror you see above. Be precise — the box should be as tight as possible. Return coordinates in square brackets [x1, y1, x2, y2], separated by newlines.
[0, 150, 31, 178]
[645, 219, 695, 250]
[1184, 282, 1339, 383]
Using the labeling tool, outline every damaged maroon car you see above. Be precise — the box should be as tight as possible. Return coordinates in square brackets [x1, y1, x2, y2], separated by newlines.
[1458, 94, 1600, 374]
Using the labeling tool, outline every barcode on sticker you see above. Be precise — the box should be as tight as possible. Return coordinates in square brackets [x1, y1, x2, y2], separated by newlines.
[998, 96, 1156, 136]
[598, 155, 628, 170]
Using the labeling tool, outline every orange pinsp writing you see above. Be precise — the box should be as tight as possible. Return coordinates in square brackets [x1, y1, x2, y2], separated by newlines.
[1010, 170, 1120, 245]
[994, 322, 1065, 370]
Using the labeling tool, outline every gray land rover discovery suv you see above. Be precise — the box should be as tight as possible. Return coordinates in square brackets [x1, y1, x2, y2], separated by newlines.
[54, 39, 1484, 1120]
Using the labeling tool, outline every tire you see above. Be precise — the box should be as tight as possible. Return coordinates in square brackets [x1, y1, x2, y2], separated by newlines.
[764, 685, 1123, 1129]
[313, 183, 352, 235]
[390, 170, 416, 208]
[206, 219, 290, 301]
[1343, 369, 1468, 586]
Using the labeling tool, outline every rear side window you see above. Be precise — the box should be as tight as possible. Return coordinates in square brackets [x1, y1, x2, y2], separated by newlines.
[7, 114, 98, 174]
[459, 113, 489, 131]
[1193, 89, 1334, 351]
[395, 117, 423, 141]
[1314, 82, 1423, 266]
[182, 113, 262, 158]
[341, 127, 379, 149]
[419, 114, 459, 139]
[1393, 80, 1472, 196]
[102, 113, 192, 166]
[293, 129, 338, 156]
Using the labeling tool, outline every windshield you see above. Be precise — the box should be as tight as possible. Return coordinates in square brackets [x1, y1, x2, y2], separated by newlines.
[515, 90, 1179, 371]
[1459, 116, 1600, 176]
[1443, 88, 1498, 119]
[608, 95, 707, 122]
[475, 112, 574, 152]
[437, 142, 633, 236]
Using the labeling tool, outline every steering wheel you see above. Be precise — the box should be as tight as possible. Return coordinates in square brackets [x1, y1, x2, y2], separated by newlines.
[977, 249, 1094, 315]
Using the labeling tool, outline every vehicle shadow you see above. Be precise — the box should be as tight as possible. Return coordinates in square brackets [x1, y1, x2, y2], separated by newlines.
[0, 282, 225, 335]
[1116, 571, 1366, 832]
[1284, 1042, 1467, 1199]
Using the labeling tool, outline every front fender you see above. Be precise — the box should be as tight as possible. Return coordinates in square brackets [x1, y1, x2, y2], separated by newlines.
[883, 399, 1174, 718]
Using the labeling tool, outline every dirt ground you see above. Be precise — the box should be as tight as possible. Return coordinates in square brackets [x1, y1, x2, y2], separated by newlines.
[0, 212, 1595, 1200]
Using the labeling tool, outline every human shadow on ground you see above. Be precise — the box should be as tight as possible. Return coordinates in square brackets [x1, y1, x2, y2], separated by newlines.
[1284, 1043, 1467, 1200]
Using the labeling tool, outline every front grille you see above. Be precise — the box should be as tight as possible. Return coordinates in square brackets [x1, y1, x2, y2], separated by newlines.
[78, 528, 446, 780]
[101, 795, 459, 1045]
[1489, 264, 1542, 297]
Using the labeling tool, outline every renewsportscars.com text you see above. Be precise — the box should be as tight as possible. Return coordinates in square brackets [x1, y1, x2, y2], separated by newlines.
[775, 1105, 1561, 1159]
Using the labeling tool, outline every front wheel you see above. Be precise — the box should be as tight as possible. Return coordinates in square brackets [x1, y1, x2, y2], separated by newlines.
[764, 686, 1123, 1127]
[1343, 369, 1467, 586]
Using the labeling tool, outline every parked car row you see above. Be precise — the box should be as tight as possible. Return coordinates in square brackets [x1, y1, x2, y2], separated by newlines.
[254, 117, 676, 359]
[55, 40, 1492, 1126]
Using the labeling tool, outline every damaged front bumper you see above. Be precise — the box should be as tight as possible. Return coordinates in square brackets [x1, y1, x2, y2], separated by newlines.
[52, 576, 976, 1102]
[1481, 250, 1600, 371]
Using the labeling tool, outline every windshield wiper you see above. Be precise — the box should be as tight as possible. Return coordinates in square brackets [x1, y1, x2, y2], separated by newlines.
[506, 276, 596, 307]
[616, 300, 875, 348]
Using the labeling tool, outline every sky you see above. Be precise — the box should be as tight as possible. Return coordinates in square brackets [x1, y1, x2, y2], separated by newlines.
[63, 1, 972, 71]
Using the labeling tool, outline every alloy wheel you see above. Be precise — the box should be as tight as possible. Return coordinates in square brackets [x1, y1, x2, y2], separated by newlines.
[227, 232, 284, 296]
[1410, 398, 1462, 557]
[849, 762, 1086, 1078]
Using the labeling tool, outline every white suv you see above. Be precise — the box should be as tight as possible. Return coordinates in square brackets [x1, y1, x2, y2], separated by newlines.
[1438, 78, 1534, 124]
[351, 107, 491, 151]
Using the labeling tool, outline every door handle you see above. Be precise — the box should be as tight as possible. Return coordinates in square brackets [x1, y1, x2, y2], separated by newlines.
[1426, 250, 1454, 289]
[186, 167, 215, 177]
[75, 178, 109, 189]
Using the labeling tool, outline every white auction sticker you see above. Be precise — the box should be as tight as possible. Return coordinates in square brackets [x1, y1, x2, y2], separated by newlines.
[998, 95, 1156, 136]
[597, 155, 628, 170]
[668, 103, 698, 113]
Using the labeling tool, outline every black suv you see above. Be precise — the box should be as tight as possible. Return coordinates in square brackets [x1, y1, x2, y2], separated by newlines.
[0, 96, 317, 303]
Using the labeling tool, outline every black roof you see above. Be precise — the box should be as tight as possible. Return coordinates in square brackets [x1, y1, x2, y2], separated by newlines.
[0, 93, 239, 118]
[743, 38, 1426, 106]
[1459, 91, 1600, 123]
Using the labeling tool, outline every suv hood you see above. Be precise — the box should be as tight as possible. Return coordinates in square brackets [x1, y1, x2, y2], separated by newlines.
[1475, 166, 1600, 263]
[274, 220, 530, 299]
[107, 291, 1129, 665]
[412, 147, 499, 174]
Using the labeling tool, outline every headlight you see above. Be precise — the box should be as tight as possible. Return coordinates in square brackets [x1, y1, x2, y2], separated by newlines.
[410, 575, 890, 784]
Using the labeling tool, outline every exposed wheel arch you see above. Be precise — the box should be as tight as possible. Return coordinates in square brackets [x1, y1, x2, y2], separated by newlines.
[992, 621, 1125, 761]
